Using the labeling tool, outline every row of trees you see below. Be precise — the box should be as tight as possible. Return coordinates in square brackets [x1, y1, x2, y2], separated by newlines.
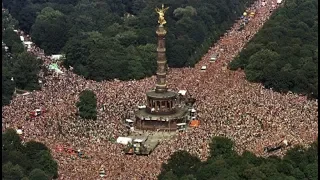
[2, 10, 42, 106]
[158, 136, 318, 180]
[3, 0, 255, 81]
[2, 128, 58, 180]
[229, 0, 318, 98]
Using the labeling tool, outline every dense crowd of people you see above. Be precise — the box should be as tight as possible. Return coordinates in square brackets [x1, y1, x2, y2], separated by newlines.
[2, 0, 318, 179]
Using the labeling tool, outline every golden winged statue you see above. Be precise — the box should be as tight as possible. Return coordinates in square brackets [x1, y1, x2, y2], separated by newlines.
[155, 4, 169, 25]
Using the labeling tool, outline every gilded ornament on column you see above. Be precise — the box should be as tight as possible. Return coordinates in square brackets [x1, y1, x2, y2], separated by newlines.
[155, 4, 169, 25]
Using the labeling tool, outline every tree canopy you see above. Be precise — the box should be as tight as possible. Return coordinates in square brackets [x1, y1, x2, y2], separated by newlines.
[76, 89, 98, 120]
[2, 10, 42, 106]
[158, 136, 318, 180]
[2, 128, 58, 180]
[3, 0, 256, 81]
[31, 7, 69, 54]
[229, 0, 318, 98]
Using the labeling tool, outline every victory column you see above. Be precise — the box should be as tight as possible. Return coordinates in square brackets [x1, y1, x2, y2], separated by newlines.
[134, 4, 190, 131]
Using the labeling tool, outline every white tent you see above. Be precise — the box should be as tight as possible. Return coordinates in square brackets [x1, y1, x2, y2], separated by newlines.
[125, 119, 134, 123]
[20, 36, 24, 42]
[210, 56, 217, 62]
[16, 129, 23, 135]
[23, 41, 32, 49]
[277, 0, 282, 3]
[210, 53, 218, 61]
[133, 139, 144, 143]
[99, 170, 106, 177]
[22, 92, 30, 96]
[210, 57, 217, 61]
[201, 66, 207, 70]
[138, 105, 146, 109]
[178, 90, 187, 96]
[116, 137, 132, 145]
[283, 139, 288, 146]
[177, 123, 186, 126]
[51, 54, 64, 60]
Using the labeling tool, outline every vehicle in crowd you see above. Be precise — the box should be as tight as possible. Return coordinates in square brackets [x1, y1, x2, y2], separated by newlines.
[124, 136, 159, 155]
[177, 122, 187, 132]
[55, 145, 91, 159]
[99, 165, 106, 177]
[210, 53, 218, 62]
[264, 139, 291, 153]
[29, 107, 46, 118]
[201, 65, 207, 71]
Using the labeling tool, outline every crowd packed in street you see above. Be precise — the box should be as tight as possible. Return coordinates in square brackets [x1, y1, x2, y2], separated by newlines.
[2, 0, 318, 179]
